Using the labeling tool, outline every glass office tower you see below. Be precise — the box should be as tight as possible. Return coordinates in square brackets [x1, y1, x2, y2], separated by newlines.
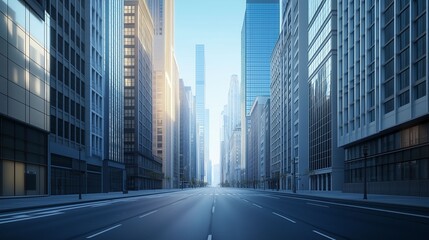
[0, 0, 50, 196]
[241, 0, 279, 175]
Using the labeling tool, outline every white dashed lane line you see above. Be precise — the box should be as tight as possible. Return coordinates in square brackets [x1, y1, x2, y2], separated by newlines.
[86, 224, 122, 239]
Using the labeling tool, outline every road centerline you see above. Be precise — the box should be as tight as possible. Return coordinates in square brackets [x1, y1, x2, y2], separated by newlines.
[86, 224, 122, 239]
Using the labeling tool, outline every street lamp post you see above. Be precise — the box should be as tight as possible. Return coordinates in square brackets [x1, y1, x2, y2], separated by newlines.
[78, 147, 82, 200]
[362, 145, 368, 200]
[292, 158, 297, 193]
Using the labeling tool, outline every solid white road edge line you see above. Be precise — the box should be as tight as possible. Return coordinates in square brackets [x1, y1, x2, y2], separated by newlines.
[312, 230, 336, 240]
[86, 224, 122, 239]
[207, 234, 212, 240]
[272, 212, 296, 223]
[276, 195, 429, 219]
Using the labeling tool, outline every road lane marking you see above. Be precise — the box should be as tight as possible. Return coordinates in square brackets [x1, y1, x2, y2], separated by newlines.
[0, 212, 63, 225]
[139, 210, 158, 218]
[306, 202, 329, 208]
[253, 203, 262, 208]
[272, 212, 296, 223]
[207, 234, 212, 240]
[243, 199, 249, 203]
[276, 195, 429, 219]
[313, 230, 336, 240]
[86, 224, 122, 239]
[212, 206, 215, 214]
[264, 195, 280, 199]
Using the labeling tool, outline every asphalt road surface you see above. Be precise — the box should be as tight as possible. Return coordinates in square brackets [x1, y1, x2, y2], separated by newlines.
[1, 188, 428, 239]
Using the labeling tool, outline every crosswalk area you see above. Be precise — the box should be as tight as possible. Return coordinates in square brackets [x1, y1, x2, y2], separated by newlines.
[0, 198, 138, 225]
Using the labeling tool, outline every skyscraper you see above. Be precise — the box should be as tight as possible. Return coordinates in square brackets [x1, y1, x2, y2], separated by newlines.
[241, 0, 279, 175]
[85, 0, 106, 194]
[124, 0, 162, 190]
[195, 44, 206, 183]
[179, 79, 191, 186]
[103, 0, 125, 192]
[308, 0, 343, 191]
[278, 0, 310, 191]
[338, 0, 429, 196]
[148, 0, 180, 189]
[48, 0, 91, 195]
[0, 0, 50, 196]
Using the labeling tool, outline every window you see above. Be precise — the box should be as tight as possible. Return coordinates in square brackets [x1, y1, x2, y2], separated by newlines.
[50, 115, 56, 134]
[384, 99, 394, 113]
[415, 58, 426, 80]
[415, 37, 426, 59]
[398, 90, 410, 106]
[58, 92, 63, 110]
[397, 68, 409, 90]
[64, 122, 69, 139]
[414, 81, 426, 99]
[64, 96, 69, 113]
[58, 118, 63, 137]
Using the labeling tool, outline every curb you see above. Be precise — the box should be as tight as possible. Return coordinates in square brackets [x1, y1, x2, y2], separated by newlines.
[249, 188, 429, 212]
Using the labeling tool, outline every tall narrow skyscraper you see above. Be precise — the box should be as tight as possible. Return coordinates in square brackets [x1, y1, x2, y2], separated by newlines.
[48, 0, 91, 195]
[123, 0, 162, 190]
[241, 0, 279, 176]
[85, 0, 106, 194]
[103, 0, 125, 192]
[148, 0, 180, 188]
[195, 44, 206, 183]
[308, 0, 343, 191]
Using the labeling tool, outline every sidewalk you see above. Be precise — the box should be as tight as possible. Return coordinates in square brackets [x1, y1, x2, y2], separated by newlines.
[0, 189, 182, 213]
[253, 189, 429, 209]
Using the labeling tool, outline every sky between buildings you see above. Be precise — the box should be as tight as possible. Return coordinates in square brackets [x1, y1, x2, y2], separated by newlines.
[175, 0, 246, 166]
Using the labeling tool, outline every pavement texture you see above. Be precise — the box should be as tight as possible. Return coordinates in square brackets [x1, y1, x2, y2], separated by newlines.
[0, 188, 428, 240]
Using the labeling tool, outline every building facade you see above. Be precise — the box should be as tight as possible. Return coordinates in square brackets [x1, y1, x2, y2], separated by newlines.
[0, 0, 50, 196]
[241, 0, 279, 177]
[270, 37, 282, 190]
[308, 0, 343, 191]
[247, 96, 269, 188]
[47, 0, 92, 195]
[147, 0, 180, 189]
[195, 44, 206, 183]
[103, 0, 125, 192]
[179, 79, 191, 186]
[124, 0, 162, 190]
[338, 0, 429, 196]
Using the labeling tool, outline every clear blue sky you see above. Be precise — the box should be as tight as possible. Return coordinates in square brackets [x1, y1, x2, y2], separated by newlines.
[175, 0, 245, 166]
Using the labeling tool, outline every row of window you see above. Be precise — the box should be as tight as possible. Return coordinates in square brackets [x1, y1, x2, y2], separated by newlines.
[50, 116, 85, 145]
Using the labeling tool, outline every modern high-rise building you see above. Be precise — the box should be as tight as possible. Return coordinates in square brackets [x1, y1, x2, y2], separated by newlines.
[247, 96, 269, 188]
[85, 0, 106, 194]
[276, 0, 310, 191]
[103, 0, 125, 192]
[229, 127, 241, 186]
[270, 37, 282, 190]
[204, 108, 210, 183]
[148, 0, 180, 189]
[48, 0, 91, 195]
[228, 75, 241, 134]
[308, 0, 343, 191]
[220, 105, 229, 185]
[338, 0, 429, 196]
[241, 0, 279, 176]
[188, 92, 197, 183]
[195, 44, 206, 183]
[124, 0, 162, 190]
[0, 0, 50, 196]
[179, 79, 191, 186]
